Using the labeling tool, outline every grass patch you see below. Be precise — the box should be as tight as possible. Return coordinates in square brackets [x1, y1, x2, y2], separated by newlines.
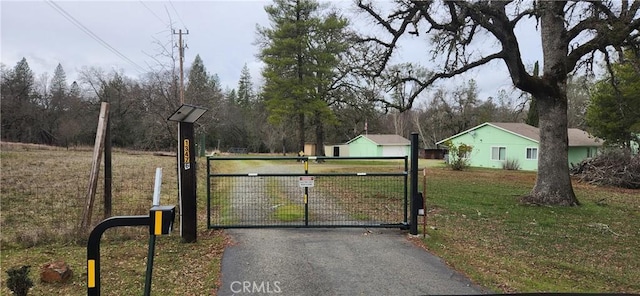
[1, 143, 227, 295]
[209, 180, 237, 226]
[0, 230, 226, 295]
[273, 204, 305, 222]
[1, 143, 181, 247]
[418, 166, 640, 293]
[267, 179, 305, 222]
[207, 165, 237, 226]
[351, 213, 370, 221]
[316, 165, 407, 224]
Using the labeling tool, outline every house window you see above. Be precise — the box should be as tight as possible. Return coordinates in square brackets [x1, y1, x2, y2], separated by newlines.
[491, 147, 506, 161]
[587, 147, 596, 158]
[526, 148, 538, 160]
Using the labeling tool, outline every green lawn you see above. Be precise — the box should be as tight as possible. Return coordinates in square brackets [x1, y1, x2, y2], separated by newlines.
[419, 167, 640, 293]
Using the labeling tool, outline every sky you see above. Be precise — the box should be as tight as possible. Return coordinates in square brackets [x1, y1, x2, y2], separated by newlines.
[1, 0, 544, 103]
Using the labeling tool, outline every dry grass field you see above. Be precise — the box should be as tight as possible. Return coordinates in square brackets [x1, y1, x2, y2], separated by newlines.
[1, 142, 226, 295]
[1, 142, 181, 247]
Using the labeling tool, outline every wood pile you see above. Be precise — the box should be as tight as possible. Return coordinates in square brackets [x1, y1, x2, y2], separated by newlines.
[570, 149, 640, 189]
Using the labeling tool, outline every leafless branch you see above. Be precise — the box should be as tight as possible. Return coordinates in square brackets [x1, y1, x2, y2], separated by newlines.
[568, 1, 640, 70]
[357, 0, 418, 77]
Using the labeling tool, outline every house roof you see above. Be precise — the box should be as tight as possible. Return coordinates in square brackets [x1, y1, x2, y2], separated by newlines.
[489, 122, 540, 142]
[567, 128, 603, 146]
[436, 122, 602, 147]
[347, 134, 410, 145]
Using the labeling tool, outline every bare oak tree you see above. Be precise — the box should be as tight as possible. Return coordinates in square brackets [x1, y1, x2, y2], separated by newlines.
[357, 0, 639, 206]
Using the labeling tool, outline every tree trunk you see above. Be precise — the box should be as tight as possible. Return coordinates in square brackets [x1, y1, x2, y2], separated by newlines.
[314, 112, 326, 157]
[298, 113, 305, 153]
[524, 101, 579, 207]
[522, 1, 579, 206]
[296, 0, 305, 154]
[523, 94, 578, 205]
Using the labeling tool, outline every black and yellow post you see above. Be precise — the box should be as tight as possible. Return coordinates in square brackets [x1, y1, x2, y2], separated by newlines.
[87, 215, 150, 296]
[144, 206, 176, 295]
[168, 104, 207, 243]
[179, 121, 197, 242]
[87, 206, 175, 296]
[150, 206, 176, 235]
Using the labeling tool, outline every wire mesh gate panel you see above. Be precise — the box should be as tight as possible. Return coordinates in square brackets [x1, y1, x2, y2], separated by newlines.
[207, 156, 408, 229]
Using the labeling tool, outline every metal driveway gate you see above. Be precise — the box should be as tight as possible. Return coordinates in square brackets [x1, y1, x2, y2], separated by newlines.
[207, 156, 408, 229]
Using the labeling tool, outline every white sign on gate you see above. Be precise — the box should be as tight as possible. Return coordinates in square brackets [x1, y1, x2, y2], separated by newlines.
[298, 176, 315, 188]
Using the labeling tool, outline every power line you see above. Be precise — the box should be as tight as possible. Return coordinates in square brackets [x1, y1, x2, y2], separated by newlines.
[46, 0, 146, 74]
[168, 0, 187, 30]
[139, 1, 167, 26]
[46, 0, 147, 74]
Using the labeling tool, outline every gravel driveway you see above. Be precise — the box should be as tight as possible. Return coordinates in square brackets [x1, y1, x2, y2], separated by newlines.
[224, 160, 366, 226]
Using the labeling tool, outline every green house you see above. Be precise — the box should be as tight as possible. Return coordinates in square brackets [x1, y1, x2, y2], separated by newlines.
[347, 134, 410, 157]
[436, 122, 603, 171]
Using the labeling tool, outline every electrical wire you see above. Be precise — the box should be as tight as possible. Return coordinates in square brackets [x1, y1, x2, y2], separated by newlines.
[46, 0, 147, 74]
[168, 0, 188, 31]
[139, 1, 167, 26]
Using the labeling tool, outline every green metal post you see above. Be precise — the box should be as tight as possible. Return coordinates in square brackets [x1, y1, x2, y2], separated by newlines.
[143, 236, 156, 296]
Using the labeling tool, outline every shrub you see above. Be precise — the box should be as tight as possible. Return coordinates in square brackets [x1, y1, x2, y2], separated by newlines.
[503, 158, 521, 170]
[443, 140, 473, 171]
[6, 265, 33, 296]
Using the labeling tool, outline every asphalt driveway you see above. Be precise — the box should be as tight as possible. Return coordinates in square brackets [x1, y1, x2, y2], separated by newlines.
[217, 228, 486, 296]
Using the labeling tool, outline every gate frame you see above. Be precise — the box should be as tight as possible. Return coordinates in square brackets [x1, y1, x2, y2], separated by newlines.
[206, 155, 410, 230]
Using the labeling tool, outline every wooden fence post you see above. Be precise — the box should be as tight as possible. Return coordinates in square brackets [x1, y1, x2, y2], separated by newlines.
[80, 102, 110, 233]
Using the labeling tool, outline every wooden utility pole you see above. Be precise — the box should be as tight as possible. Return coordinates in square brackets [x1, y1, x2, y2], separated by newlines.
[173, 28, 191, 241]
[173, 29, 189, 104]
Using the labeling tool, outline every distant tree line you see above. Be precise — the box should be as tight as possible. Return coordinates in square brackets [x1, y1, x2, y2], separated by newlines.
[2, 0, 636, 158]
[1, 55, 599, 152]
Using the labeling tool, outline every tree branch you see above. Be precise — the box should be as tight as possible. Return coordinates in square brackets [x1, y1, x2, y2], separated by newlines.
[510, 8, 536, 26]
[567, 16, 602, 41]
[567, 18, 640, 71]
[356, 1, 418, 77]
[376, 51, 505, 111]
[357, 0, 398, 35]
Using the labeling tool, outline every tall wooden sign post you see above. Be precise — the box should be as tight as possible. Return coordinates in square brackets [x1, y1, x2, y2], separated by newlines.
[168, 104, 207, 243]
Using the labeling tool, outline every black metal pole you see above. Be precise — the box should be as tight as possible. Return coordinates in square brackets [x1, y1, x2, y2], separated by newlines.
[143, 235, 156, 296]
[206, 157, 211, 229]
[410, 133, 419, 235]
[404, 156, 408, 225]
[304, 159, 309, 226]
[87, 216, 150, 296]
[179, 122, 197, 243]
